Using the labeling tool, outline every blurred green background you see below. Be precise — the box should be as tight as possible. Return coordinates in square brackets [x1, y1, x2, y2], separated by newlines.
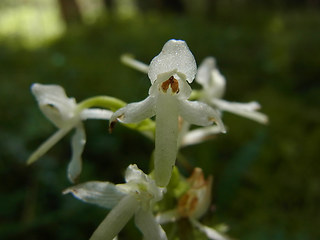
[0, 0, 319, 239]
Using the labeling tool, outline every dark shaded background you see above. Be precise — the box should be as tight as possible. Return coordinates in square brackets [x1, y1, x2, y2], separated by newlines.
[0, 0, 319, 239]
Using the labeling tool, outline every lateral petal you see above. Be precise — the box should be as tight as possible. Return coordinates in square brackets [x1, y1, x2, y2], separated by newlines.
[63, 181, 126, 209]
[179, 100, 226, 133]
[135, 208, 168, 240]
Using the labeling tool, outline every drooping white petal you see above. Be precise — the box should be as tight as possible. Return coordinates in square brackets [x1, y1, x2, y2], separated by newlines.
[63, 181, 126, 209]
[196, 57, 216, 87]
[110, 96, 156, 124]
[27, 126, 72, 165]
[31, 83, 77, 128]
[154, 93, 179, 187]
[190, 219, 228, 240]
[211, 99, 268, 124]
[121, 54, 149, 74]
[181, 125, 222, 147]
[148, 39, 197, 84]
[67, 123, 86, 183]
[155, 209, 180, 224]
[90, 195, 139, 240]
[178, 100, 226, 133]
[135, 208, 168, 240]
[80, 108, 113, 120]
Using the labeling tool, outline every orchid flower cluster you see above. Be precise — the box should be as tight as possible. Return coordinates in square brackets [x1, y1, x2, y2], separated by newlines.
[28, 39, 268, 240]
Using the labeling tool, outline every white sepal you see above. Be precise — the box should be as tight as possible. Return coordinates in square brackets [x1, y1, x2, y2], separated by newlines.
[211, 99, 268, 124]
[31, 83, 77, 128]
[155, 209, 180, 225]
[67, 123, 86, 183]
[148, 39, 197, 84]
[121, 54, 149, 74]
[63, 181, 126, 209]
[181, 125, 222, 147]
[190, 219, 228, 240]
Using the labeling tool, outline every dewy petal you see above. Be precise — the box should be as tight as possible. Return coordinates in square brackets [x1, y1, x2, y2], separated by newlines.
[80, 108, 113, 120]
[211, 99, 268, 124]
[181, 125, 222, 147]
[154, 94, 179, 187]
[148, 39, 197, 84]
[121, 54, 149, 74]
[67, 123, 86, 183]
[196, 57, 216, 88]
[190, 219, 228, 240]
[135, 208, 168, 240]
[27, 126, 72, 165]
[31, 83, 77, 128]
[90, 195, 139, 240]
[63, 181, 126, 209]
[179, 100, 226, 133]
[110, 96, 156, 124]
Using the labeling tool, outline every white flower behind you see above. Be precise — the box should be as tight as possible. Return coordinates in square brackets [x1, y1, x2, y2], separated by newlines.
[28, 83, 112, 182]
[64, 164, 167, 240]
[196, 57, 268, 124]
[111, 40, 225, 187]
[156, 168, 228, 240]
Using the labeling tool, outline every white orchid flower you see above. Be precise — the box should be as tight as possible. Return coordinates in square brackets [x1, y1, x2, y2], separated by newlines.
[64, 164, 167, 240]
[28, 83, 112, 182]
[111, 40, 225, 187]
[196, 57, 268, 124]
[156, 168, 228, 240]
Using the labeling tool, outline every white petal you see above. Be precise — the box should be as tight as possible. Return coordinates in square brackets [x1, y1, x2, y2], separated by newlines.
[31, 83, 77, 127]
[190, 219, 228, 240]
[196, 57, 216, 87]
[154, 94, 179, 187]
[148, 39, 197, 84]
[135, 208, 168, 240]
[68, 124, 86, 183]
[179, 100, 226, 133]
[80, 108, 113, 120]
[121, 54, 149, 74]
[110, 96, 156, 124]
[207, 69, 226, 99]
[155, 209, 180, 224]
[181, 125, 222, 147]
[27, 126, 72, 165]
[63, 181, 126, 209]
[90, 195, 139, 240]
[212, 99, 268, 124]
[124, 164, 149, 183]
